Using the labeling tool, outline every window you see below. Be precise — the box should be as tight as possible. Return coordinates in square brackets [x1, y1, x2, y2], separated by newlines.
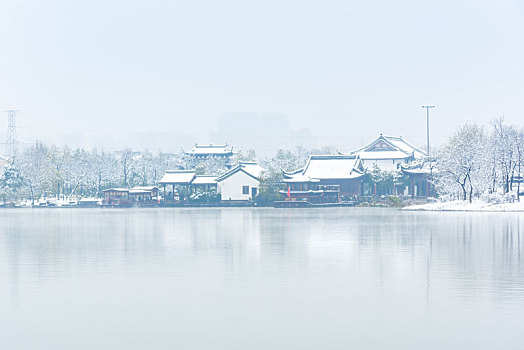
[242, 186, 249, 195]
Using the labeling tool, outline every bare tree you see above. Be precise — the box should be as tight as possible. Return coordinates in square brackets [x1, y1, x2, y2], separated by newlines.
[120, 148, 134, 188]
[491, 118, 518, 193]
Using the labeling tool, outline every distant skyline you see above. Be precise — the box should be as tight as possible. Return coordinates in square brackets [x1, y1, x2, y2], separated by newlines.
[1, 0, 524, 152]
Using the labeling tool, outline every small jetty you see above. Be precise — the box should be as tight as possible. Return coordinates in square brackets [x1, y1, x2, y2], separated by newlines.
[274, 201, 357, 208]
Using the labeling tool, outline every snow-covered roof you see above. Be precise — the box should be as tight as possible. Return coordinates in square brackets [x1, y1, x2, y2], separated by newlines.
[159, 170, 196, 184]
[132, 186, 159, 191]
[345, 134, 426, 160]
[239, 162, 264, 178]
[129, 189, 151, 195]
[183, 143, 234, 156]
[283, 155, 365, 182]
[192, 175, 218, 185]
[216, 162, 264, 182]
[102, 188, 129, 193]
[129, 186, 159, 194]
[401, 160, 433, 175]
[78, 198, 102, 202]
[284, 176, 320, 183]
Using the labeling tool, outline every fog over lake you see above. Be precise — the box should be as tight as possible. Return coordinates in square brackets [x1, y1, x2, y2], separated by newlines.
[1, 208, 523, 349]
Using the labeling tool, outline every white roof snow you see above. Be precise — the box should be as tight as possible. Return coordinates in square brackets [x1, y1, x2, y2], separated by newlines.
[239, 162, 264, 179]
[347, 134, 426, 160]
[102, 188, 129, 193]
[401, 159, 433, 175]
[283, 155, 364, 182]
[159, 170, 196, 184]
[184, 143, 234, 155]
[132, 186, 158, 191]
[192, 175, 218, 185]
[384, 136, 426, 158]
[129, 186, 159, 194]
[216, 162, 264, 182]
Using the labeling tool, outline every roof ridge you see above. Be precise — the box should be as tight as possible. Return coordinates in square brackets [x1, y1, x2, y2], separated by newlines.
[309, 154, 356, 159]
[166, 169, 195, 173]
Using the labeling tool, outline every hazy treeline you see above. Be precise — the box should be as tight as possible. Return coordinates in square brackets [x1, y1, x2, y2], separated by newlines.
[0, 141, 311, 204]
[0, 141, 341, 204]
[3, 117, 524, 205]
[0, 144, 185, 204]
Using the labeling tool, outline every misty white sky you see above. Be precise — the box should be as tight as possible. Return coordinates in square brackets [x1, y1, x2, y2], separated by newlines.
[1, 0, 524, 151]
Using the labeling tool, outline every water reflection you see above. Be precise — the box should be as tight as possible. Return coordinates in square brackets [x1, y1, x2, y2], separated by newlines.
[1, 208, 524, 349]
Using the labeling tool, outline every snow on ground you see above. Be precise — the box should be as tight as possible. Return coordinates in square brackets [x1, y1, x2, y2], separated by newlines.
[403, 199, 524, 212]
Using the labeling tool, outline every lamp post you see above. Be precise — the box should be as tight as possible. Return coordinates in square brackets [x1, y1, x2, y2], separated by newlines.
[421, 105, 435, 197]
[421, 106, 435, 157]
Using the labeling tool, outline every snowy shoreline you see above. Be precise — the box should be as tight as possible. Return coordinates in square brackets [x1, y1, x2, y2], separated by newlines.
[403, 200, 524, 212]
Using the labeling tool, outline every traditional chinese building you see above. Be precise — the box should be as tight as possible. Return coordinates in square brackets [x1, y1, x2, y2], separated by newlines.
[400, 160, 433, 197]
[158, 170, 196, 202]
[183, 143, 235, 158]
[281, 155, 365, 204]
[345, 134, 426, 171]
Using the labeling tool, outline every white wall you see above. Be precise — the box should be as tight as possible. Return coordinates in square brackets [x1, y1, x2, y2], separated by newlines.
[217, 171, 260, 201]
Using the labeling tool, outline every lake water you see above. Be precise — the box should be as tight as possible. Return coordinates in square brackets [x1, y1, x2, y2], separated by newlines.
[1, 208, 523, 349]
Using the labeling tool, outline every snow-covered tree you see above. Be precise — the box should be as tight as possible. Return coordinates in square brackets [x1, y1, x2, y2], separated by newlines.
[434, 124, 487, 202]
[120, 148, 134, 187]
[234, 149, 257, 163]
[0, 159, 25, 205]
[18, 142, 49, 204]
[367, 164, 406, 196]
[491, 118, 519, 193]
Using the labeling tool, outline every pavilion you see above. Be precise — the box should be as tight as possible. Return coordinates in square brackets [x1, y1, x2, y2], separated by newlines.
[182, 143, 235, 158]
[281, 155, 365, 204]
[344, 134, 426, 171]
[158, 170, 196, 201]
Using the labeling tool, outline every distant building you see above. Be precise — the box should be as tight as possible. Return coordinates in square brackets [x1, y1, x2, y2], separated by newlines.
[281, 155, 365, 203]
[182, 143, 236, 172]
[210, 113, 318, 158]
[216, 162, 264, 201]
[183, 143, 235, 158]
[345, 134, 426, 171]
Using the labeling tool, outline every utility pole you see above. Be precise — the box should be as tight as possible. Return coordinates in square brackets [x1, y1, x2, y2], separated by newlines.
[5, 110, 19, 158]
[421, 106, 435, 157]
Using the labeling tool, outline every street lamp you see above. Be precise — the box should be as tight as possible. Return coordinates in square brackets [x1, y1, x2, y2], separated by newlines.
[421, 106, 435, 157]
